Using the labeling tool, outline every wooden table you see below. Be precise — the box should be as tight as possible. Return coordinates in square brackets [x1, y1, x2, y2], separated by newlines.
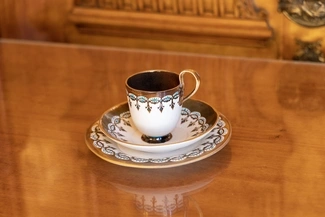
[1, 39, 325, 217]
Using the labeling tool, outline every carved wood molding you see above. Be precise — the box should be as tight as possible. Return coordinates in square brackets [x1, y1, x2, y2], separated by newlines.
[293, 39, 324, 62]
[69, 0, 273, 46]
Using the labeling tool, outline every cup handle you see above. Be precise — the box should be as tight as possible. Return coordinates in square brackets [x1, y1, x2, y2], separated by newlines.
[179, 69, 201, 104]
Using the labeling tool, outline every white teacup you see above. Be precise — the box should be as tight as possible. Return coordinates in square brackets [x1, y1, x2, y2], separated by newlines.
[125, 69, 200, 143]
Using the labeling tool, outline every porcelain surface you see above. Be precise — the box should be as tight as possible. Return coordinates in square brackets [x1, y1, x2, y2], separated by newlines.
[99, 99, 219, 153]
[86, 114, 231, 169]
[125, 69, 200, 139]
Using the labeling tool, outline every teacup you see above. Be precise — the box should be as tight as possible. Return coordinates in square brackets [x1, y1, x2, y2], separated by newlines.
[125, 69, 200, 143]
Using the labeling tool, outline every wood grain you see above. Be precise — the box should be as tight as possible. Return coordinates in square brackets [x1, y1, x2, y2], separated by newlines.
[1, 39, 325, 216]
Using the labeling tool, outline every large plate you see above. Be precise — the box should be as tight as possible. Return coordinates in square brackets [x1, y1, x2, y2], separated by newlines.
[85, 114, 231, 169]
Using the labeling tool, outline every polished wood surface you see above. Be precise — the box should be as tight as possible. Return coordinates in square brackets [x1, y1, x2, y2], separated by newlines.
[1, 39, 325, 217]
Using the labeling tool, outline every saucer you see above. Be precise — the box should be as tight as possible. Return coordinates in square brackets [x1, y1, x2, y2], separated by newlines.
[85, 114, 231, 169]
[99, 99, 219, 153]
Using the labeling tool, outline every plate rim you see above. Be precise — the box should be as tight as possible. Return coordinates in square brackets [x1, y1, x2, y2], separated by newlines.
[86, 113, 232, 169]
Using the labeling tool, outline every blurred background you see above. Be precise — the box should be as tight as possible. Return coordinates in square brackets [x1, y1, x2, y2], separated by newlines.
[0, 0, 324, 62]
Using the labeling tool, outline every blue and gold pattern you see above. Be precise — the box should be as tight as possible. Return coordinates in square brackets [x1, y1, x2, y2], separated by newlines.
[127, 91, 180, 113]
[107, 112, 131, 141]
[181, 108, 209, 136]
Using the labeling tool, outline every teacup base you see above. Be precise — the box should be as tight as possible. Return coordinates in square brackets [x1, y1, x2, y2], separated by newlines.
[141, 133, 172, 144]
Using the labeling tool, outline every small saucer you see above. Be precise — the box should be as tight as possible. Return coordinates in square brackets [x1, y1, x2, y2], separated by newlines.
[99, 99, 219, 153]
[86, 114, 231, 169]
